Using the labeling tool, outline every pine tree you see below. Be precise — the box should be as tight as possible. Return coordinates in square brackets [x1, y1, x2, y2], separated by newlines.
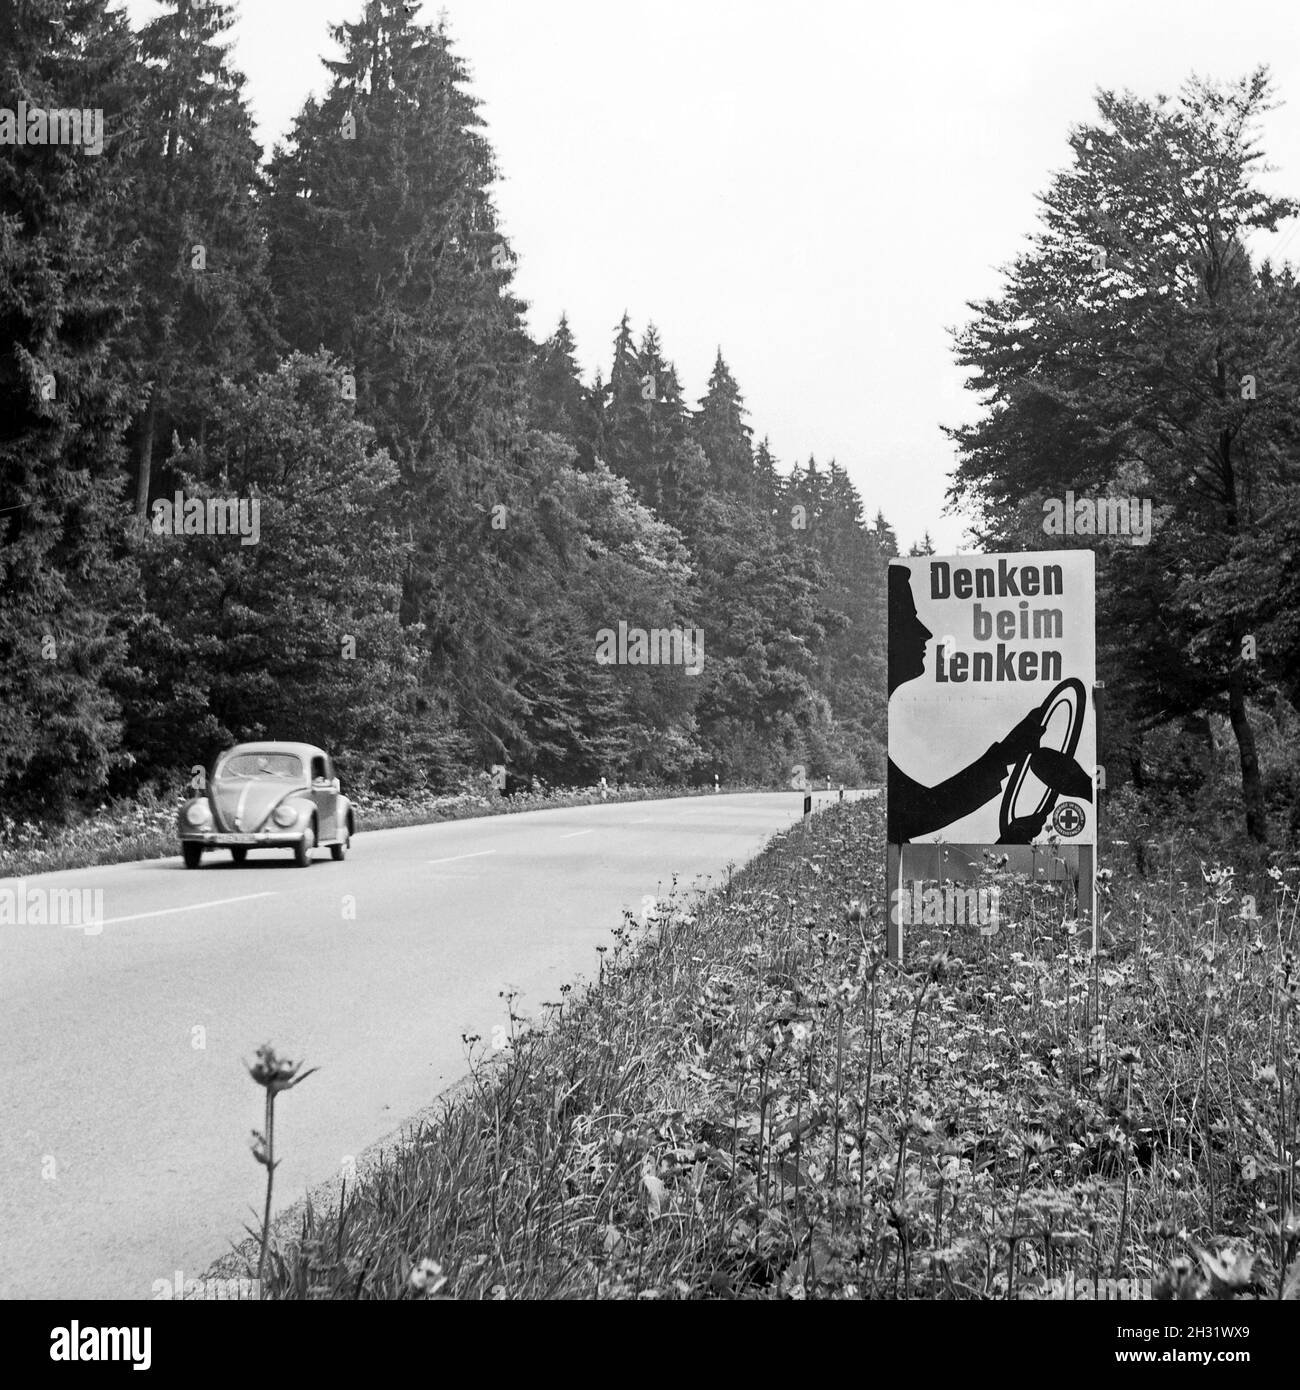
[0, 0, 144, 814]
[579, 366, 606, 470]
[754, 436, 780, 518]
[600, 311, 647, 493]
[871, 508, 899, 557]
[126, 0, 275, 521]
[635, 324, 701, 528]
[267, 4, 528, 461]
[265, 4, 535, 753]
[528, 312, 586, 442]
[693, 349, 753, 497]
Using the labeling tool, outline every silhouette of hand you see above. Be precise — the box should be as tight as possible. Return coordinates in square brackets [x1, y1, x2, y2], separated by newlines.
[999, 706, 1044, 764]
[1000, 812, 1046, 844]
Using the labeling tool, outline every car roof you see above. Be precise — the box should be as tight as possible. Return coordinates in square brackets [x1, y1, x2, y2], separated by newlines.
[217, 742, 328, 763]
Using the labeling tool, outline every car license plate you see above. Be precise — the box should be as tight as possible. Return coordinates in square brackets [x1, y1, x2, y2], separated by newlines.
[227, 835, 258, 845]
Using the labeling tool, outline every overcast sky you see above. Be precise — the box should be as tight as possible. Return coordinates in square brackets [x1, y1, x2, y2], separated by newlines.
[122, 0, 1300, 553]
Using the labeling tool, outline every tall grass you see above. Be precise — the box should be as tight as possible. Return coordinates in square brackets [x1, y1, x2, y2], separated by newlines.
[241, 798, 1299, 1299]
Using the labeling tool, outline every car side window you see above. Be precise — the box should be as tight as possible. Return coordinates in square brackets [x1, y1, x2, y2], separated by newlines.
[311, 756, 327, 783]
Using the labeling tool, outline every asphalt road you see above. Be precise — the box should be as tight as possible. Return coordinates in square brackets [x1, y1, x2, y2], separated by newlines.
[0, 790, 866, 1299]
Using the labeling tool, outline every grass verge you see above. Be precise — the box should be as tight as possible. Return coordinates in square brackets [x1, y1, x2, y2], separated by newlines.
[235, 796, 1299, 1300]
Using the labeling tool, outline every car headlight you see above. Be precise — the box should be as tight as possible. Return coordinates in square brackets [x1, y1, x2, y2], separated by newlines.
[272, 803, 299, 827]
[184, 802, 211, 827]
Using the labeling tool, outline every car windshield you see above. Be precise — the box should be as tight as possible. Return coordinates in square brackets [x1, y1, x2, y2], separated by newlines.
[217, 753, 303, 781]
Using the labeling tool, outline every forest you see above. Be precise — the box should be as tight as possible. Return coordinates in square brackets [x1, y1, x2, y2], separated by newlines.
[0, 0, 897, 821]
[4, 1, 1299, 859]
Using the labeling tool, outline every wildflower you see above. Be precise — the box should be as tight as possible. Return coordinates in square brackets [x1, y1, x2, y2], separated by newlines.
[1117, 1046, 1141, 1068]
[927, 949, 955, 984]
[1153, 1255, 1200, 1301]
[846, 899, 864, 924]
[833, 978, 859, 1009]
[1105, 1125, 1131, 1153]
[1022, 1129, 1055, 1158]
[1196, 1245, 1256, 1297]
[246, 1043, 316, 1094]
[409, 1257, 447, 1296]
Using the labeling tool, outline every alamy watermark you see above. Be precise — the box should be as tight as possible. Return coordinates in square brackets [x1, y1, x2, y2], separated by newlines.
[1042, 492, 1152, 546]
[49, 1324, 150, 1370]
[151, 492, 260, 545]
[1, 102, 103, 155]
[594, 621, 705, 676]
[151, 1271, 260, 1300]
[890, 883, 1002, 935]
[0, 879, 103, 935]
[1020, 1274, 1152, 1300]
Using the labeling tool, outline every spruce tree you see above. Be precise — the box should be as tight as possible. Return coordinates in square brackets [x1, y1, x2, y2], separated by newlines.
[265, 3, 534, 756]
[693, 349, 753, 498]
[125, 0, 274, 520]
[0, 0, 144, 814]
[528, 312, 586, 442]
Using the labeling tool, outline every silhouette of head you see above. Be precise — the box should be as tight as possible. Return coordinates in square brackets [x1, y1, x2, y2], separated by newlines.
[888, 565, 932, 695]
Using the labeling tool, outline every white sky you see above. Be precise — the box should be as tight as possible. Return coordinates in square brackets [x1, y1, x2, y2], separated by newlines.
[122, 0, 1300, 552]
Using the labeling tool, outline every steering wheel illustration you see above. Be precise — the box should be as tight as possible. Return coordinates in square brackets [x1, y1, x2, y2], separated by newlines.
[998, 677, 1087, 844]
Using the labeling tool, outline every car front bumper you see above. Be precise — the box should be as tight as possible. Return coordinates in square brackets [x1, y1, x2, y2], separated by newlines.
[181, 829, 310, 849]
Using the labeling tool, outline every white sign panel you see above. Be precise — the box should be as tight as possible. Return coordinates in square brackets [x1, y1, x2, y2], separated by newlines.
[887, 551, 1096, 847]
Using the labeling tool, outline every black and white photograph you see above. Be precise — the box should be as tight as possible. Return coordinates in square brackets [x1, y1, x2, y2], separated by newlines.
[2, 0, 1298, 1357]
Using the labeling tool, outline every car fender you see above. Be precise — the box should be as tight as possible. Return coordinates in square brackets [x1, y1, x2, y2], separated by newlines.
[277, 793, 315, 825]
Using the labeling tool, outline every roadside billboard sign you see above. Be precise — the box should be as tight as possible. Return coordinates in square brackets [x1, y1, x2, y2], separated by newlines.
[886, 551, 1097, 958]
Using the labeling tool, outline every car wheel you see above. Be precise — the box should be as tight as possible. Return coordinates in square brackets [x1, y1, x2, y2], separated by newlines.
[230, 847, 248, 866]
[293, 826, 315, 868]
[182, 843, 203, 870]
[330, 832, 348, 861]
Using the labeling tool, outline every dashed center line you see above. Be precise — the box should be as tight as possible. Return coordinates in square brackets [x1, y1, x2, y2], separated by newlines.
[99, 891, 279, 926]
[559, 829, 594, 839]
[427, 850, 497, 865]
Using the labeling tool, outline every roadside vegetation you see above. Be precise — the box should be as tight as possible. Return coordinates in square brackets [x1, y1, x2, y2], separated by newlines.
[0, 779, 733, 879]
[236, 797, 1298, 1300]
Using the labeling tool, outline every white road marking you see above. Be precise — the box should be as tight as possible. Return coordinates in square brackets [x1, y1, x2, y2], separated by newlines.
[426, 850, 497, 865]
[560, 830, 594, 839]
[99, 892, 279, 927]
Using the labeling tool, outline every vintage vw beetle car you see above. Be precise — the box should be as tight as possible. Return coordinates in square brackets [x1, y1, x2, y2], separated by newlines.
[178, 742, 355, 868]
